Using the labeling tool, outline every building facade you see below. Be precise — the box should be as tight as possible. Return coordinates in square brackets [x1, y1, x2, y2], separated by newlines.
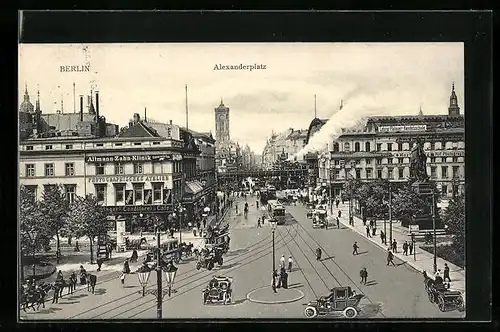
[261, 128, 308, 169]
[214, 100, 243, 173]
[319, 84, 465, 201]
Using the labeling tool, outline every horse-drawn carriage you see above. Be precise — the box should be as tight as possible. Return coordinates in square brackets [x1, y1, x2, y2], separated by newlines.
[124, 236, 148, 250]
[303, 286, 364, 319]
[202, 276, 233, 305]
[423, 271, 464, 312]
[143, 238, 181, 265]
[196, 246, 224, 270]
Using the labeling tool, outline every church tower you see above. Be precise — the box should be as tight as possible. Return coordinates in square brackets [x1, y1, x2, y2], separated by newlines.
[215, 99, 230, 145]
[20, 84, 34, 113]
[448, 82, 460, 116]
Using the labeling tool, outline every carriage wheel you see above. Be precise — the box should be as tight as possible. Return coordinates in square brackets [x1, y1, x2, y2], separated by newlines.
[343, 307, 358, 319]
[208, 261, 214, 270]
[438, 296, 446, 312]
[428, 291, 435, 303]
[196, 262, 201, 270]
[456, 297, 465, 312]
[222, 292, 228, 304]
[304, 306, 318, 318]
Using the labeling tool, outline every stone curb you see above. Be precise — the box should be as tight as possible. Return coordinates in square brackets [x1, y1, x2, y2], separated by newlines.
[246, 286, 304, 305]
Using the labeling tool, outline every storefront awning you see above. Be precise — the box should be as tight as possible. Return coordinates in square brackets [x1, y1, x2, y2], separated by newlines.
[185, 180, 204, 195]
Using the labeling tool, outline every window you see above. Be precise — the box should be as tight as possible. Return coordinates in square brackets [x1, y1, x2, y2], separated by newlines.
[96, 163, 105, 175]
[431, 166, 437, 179]
[430, 157, 436, 163]
[153, 162, 162, 174]
[377, 170, 383, 179]
[387, 143, 392, 151]
[26, 145, 33, 151]
[356, 169, 361, 179]
[25, 185, 37, 201]
[365, 142, 371, 152]
[398, 168, 404, 179]
[334, 160, 340, 165]
[44, 163, 54, 176]
[388, 158, 393, 164]
[115, 163, 124, 175]
[398, 158, 404, 164]
[133, 184, 143, 204]
[366, 168, 373, 179]
[354, 142, 360, 152]
[430, 142, 435, 150]
[388, 168, 394, 179]
[96, 143, 104, 147]
[441, 166, 448, 178]
[114, 184, 125, 203]
[45, 145, 52, 150]
[134, 142, 142, 146]
[452, 156, 458, 163]
[65, 144, 73, 150]
[356, 159, 361, 165]
[452, 142, 458, 150]
[65, 163, 75, 176]
[441, 185, 448, 195]
[25, 164, 35, 177]
[333, 143, 339, 152]
[335, 170, 340, 179]
[376, 158, 382, 165]
[153, 183, 163, 202]
[153, 141, 161, 145]
[366, 158, 372, 165]
[64, 184, 76, 204]
[115, 143, 123, 146]
[336, 289, 347, 299]
[376, 143, 382, 152]
[344, 142, 350, 152]
[133, 163, 143, 174]
[95, 185, 106, 204]
[453, 166, 459, 178]
[398, 143, 403, 151]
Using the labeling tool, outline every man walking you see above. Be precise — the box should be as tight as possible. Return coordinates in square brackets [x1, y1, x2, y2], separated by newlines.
[366, 225, 371, 238]
[316, 247, 322, 261]
[352, 241, 359, 255]
[409, 241, 414, 255]
[280, 254, 286, 270]
[443, 263, 452, 282]
[380, 231, 385, 244]
[272, 270, 278, 293]
[288, 256, 293, 272]
[336, 216, 340, 229]
[387, 249, 396, 266]
[338, 210, 342, 219]
[403, 241, 408, 256]
[257, 217, 262, 228]
[392, 239, 398, 253]
[359, 267, 368, 285]
[336, 198, 340, 209]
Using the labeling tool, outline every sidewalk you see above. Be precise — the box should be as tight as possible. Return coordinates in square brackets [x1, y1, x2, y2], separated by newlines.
[330, 203, 466, 298]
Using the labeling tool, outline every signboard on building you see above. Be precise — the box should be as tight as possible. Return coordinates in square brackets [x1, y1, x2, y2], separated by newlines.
[88, 175, 169, 183]
[378, 125, 427, 132]
[86, 154, 174, 163]
[105, 204, 170, 214]
[392, 151, 464, 158]
[409, 225, 420, 232]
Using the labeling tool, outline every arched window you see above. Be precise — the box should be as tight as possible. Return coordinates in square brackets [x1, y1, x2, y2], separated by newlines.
[354, 142, 360, 152]
[344, 142, 350, 152]
[365, 142, 371, 152]
[333, 143, 339, 152]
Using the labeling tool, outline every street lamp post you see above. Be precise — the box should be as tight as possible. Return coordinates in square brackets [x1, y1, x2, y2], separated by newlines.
[431, 192, 437, 273]
[388, 182, 393, 246]
[270, 220, 277, 273]
[156, 227, 163, 319]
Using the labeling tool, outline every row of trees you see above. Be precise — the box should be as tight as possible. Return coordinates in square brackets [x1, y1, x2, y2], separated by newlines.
[20, 185, 108, 265]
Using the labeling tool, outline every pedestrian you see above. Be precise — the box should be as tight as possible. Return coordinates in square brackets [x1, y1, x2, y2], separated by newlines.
[336, 216, 340, 228]
[336, 198, 340, 209]
[366, 225, 371, 238]
[203, 218, 207, 229]
[392, 239, 397, 253]
[409, 241, 413, 255]
[360, 267, 368, 284]
[403, 241, 408, 255]
[74, 240, 80, 252]
[97, 257, 103, 271]
[280, 255, 286, 269]
[256, 200, 259, 209]
[272, 270, 278, 293]
[121, 259, 130, 286]
[196, 220, 201, 231]
[288, 256, 293, 272]
[362, 215, 367, 226]
[380, 231, 385, 244]
[387, 249, 396, 266]
[372, 225, 377, 236]
[257, 217, 261, 228]
[352, 241, 359, 255]
[443, 263, 452, 282]
[338, 210, 341, 218]
[316, 247, 322, 261]
[282, 269, 289, 289]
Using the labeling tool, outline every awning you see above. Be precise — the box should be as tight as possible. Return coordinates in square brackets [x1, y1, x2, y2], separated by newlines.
[185, 180, 204, 195]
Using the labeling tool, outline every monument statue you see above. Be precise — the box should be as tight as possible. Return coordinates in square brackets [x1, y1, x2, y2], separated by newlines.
[409, 138, 429, 182]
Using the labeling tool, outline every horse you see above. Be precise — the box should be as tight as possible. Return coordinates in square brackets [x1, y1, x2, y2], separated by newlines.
[21, 283, 51, 311]
[87, 274, 97, 294]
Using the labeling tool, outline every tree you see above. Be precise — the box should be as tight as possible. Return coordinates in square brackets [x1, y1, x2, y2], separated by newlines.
[67, 194, 109, 264]
[20, 186, 52, 279]
[441, 193, 465, 261]
[40, 184, 69, 264]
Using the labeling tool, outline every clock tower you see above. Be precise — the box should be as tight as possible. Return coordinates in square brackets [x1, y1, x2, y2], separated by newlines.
[215, 98, 230, 145]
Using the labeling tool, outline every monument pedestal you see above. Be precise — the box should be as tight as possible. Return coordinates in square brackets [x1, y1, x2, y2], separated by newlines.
[410, 181, 441, 230]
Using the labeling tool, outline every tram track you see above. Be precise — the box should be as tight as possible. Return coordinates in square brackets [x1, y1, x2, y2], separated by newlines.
[71, 225, 298, 319]
[118, 225, 301, 319]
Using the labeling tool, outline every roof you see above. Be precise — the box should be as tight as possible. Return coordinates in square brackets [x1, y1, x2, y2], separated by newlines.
[40, 113, 96, 132]
[367, 114, 464, 123]
[306, 118, 329, 144]
[117, 121, 160, 138]
[180, 127, 215, 143]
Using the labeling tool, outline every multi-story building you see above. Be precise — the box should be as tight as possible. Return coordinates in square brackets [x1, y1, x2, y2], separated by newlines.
[261, 128, 308, 169]
[319, 83, 464, 202]
[214, 99, 242, 173]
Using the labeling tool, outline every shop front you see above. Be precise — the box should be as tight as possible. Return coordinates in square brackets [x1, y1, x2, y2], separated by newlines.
[104, 203, 174, 233]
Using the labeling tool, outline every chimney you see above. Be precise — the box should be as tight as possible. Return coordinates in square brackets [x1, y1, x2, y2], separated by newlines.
[144, 107, 147, 122]
[169, 119, 172, 125]
[95, 91, 100, 120]
[79, 95, 84, 121]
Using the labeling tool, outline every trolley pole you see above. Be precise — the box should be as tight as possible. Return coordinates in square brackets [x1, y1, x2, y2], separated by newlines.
[156, 227, 162, 319]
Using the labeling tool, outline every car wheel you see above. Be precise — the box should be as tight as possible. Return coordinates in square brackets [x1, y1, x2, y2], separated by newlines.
[304, 306, 318, 318]
[208, 262, 214, 270]
[343, 307, 358, 319]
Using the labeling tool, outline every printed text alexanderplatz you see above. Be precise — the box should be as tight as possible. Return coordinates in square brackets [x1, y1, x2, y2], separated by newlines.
[213, 63, 266, 71]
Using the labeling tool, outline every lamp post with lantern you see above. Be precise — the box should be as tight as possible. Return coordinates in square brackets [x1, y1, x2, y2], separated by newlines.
[270, 219, 277, 273]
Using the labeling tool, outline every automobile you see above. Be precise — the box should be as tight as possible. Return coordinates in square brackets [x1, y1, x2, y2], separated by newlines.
[196, 247, 224, 270]
[312, 209, 328, 228]
[202, 276, 233, 305]
[303, 286, 364, 318]
[423, 272, 464, 312]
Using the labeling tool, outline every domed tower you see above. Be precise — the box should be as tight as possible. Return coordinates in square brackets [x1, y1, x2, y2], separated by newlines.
[448, 82, 460, 116]
[20, 84, 34, 113]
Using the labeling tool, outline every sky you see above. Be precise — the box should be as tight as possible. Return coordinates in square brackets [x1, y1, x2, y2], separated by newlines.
[18, 43, 464, 154]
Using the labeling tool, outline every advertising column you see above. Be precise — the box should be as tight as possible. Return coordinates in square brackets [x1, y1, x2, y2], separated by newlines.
[116, 217, 126, 252]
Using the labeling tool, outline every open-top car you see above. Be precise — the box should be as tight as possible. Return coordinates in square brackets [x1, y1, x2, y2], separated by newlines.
[202, 276, 233, 305]
[423, 271, 464, 312]
[303, 286, 364, 318]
